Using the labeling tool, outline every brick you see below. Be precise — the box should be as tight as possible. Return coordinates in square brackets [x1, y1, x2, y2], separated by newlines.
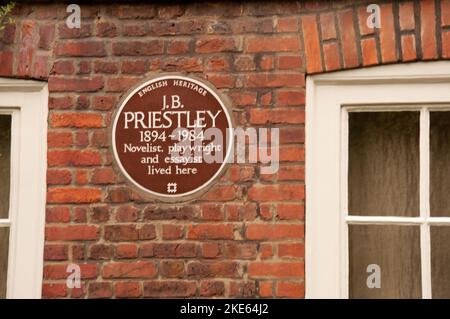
[187, 224, 234, 240]
[249, 108, 304, 125]
[280, 146, 305, 162]
[0, 51, 13, 76]
[260, 243, 273, 259]
[443, 31, 450, 58]
[48, 150, 102, 167]
[223, 243, 257, 259]
[108, 187, 132, 203]
[361, 38, 378, 66]
[47, 131, 73, 148]
[277, 55, 302, 69]
[402, 34, 417, 62]
[229, 92, 257, 107]
[92, 95, 117, 111]
[277, 203, 304, 220]
[248, 262, 304, 278]
[276, 17, 298, 32]
[200, 280, 225, 297]
[2, 24, 15, 44]
[47, 169, 72, 185]
[115, 281, 141, 298]
[105, 76, 141, 92]
[96, 22, 117, 37]
[276, 281, 305, 297]
[162, 57, 203, 72]
[44, 244, 68, 261]
[421, 0, 437, 59]
[94, 61, 119, 74]
[246, 224, 304, 240]
[38, 24, 55, 50]
[32, 55, 49, 79]
[202, 243, 221, 258]
[139, 224, 156, 240]
[47, 187, 102, 204]
[277, 165, 305, 181]
[44, 263, 98, 280]
[143, 281, 196, 298]
[202, 185, 237, 201]
[105, 225, 139, 241]
[234, 56, 256, 71]
[153, 243, 197, 258]
[280, 127, 304, 144]
[115, 205, 139, 222]
[228, 166, 255, 183]
[246, 36, 300, 52]
[88, 282, 112, 299]
[48, 77, 104, 92]
[161, 260, 185, 278]
[46, 225, 99, 241]
[357, 5, 374, 36]
[58, 24, 92, 39]
[301, 15, 322, 72]
[122, 23, 147, 36]
[113, 41, 164, 56]
[245, 73, 304, 88]
[259, 55, 274, 70]
[167, 40, 191, 54]
[379, 4, 397, 63]
[89, 205, 109, 223]
[103, 261, 157, 278]
[91, 167, 116, 184]
[114, 5, 156, 19]
[323, 42, 341, 71]
[115, 243, 138, 259]
[51, 60, 75, 75]
[50, 113, 103, 128]
[42, 283, 67, 298]
[320, 12, 336, 40]
[162, 224, 184, 240]
[278, 243, 305, 258]
[196, 38, 237, 53]
[49, 96, 74, 110]
[259, 281, 273, 297]
[229, 281, 256, 297]
[443, 0, 450, 26]
[17, 21, 36, 76]
[55, 41, 106, 57]
[399, 2, 415, 30]
[200, 204, 224, 221]
[206, 74, 235, 88]
[187, 261, 240, 278]
[122, 60, 148, 74]
[89, 244, 113, 260]
[46, 206, 71, 223]
[338, 10, 359, 68]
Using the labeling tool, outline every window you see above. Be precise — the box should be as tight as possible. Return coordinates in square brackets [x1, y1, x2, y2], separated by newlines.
[0, 78, 47, 298]
[306, 61, 450, 298]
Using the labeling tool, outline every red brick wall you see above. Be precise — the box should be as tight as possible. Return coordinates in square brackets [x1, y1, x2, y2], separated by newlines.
[0, 0, 449, 298]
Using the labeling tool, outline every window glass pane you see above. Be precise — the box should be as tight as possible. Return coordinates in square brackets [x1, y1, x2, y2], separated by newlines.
[349, 225, 421, 298]
[0, 115, 11, 219]
[0, 227, 9, 298]
[430, 111, 450, 216]
[431, 226, 450, 298]
[348, 112, 420, 216]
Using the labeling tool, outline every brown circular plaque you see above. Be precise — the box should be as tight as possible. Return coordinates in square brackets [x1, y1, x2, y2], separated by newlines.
[112, 74, 233, 201]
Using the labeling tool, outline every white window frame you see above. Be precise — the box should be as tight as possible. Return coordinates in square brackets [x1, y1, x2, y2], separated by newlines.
[305, 61, 450, 299]
[0, 78, 48, 298]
